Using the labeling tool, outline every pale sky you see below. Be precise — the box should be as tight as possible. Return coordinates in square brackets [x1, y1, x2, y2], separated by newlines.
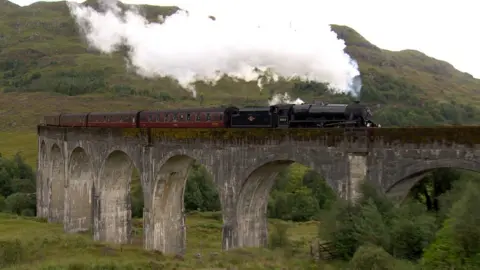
[9, 0, 480, 79]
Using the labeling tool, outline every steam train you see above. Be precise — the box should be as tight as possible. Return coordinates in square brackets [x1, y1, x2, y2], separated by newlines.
[43, 101, 380, 129]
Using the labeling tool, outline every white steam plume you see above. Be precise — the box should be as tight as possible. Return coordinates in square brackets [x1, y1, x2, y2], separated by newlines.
[67, 0, 362, 98]
[268, 93, 304, 106]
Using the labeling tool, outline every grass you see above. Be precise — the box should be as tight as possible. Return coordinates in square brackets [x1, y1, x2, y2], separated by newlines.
[0, 212, 326, 269]
[0, 131, 37, 166]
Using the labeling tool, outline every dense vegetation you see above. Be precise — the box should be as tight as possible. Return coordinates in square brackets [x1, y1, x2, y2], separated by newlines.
[0, 153, 36, 216]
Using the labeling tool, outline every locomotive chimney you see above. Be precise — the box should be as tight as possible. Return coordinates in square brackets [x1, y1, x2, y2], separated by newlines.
[354, 100, 360, 104]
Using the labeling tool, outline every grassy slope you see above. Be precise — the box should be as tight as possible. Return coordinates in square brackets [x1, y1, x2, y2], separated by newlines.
[331, 25, 480, 105]
[0, 212, 329, 269]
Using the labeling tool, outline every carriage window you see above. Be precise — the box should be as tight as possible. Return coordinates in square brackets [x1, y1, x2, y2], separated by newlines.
[173, 113, 177, 121]
[179, 114, 184, 121]
[196, 114, 201, 121]
[164, 113, 168, 121]
[187, 113, 191, 121]
[148, 115, 152, 122]
[220, 114, 223, 121]
[206, 113, 211, 121]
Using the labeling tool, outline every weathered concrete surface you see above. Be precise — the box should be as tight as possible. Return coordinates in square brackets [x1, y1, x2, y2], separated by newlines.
[36, 126, 480, 255]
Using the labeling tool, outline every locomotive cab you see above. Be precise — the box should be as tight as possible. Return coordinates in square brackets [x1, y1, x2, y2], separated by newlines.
[345, 101, 376, 127]
[223, 106, 239, 128]
[270, 104, 294, 128]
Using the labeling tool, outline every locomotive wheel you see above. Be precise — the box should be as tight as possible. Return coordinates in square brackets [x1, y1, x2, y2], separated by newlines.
[313, 117, 325, 128]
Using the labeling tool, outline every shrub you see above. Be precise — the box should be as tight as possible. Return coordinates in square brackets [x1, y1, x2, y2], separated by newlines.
[0, 239, 25, 268]
[350, 244, 396, 270]
[269, 221, 290, 249]
[4, 192, 36, 215]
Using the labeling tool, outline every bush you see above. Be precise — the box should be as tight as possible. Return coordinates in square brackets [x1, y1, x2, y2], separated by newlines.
[4, 192, 36, 215]
[350, 244, 396, 270]
[5, 193, 36, 215]
[268, 221, 290, 249]
[21, 208, 35, 216]
[389, 201, 436, 260]
[422, 181, 480, 269]
[421, 218, 463, 270]
[353, 198, 391, 251]
[0, 239, 25, 268]
[320, 183, 395, 259]
[321, 182, 436, 261]
[0, 195, 5, 212]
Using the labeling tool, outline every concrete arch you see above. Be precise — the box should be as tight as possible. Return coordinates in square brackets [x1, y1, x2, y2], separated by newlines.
[37, 140, 48, 218]
[385, 159, 480, 202]
[156, 150, 214, 178]
[66, 147, 93, 233]
[97, 150, 137, 244]
[236, 153, 332, 248]
[49, 144, 65, 223]
[99, 145, 143, 178]
[151, 154, 195, 255]
[240, 153, 332, 192]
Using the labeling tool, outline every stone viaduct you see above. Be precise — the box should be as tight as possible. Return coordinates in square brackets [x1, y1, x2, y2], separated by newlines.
[36, 125, 480, 255]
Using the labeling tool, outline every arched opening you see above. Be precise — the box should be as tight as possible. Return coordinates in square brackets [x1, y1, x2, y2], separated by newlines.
[388, 165, 480, 214]
[37, 140, 48, 218]
[66, 147, 93, 233]
[237, 161, 337, 249]
[49, 144, 65, 223]
[129, 164, 142, 246]
[97, 150, 138, 244]
[149, 155, 221, 255]
[183, 161, 221, 252]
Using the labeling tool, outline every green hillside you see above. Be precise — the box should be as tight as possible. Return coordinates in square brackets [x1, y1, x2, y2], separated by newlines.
[0, 0, 479, 132]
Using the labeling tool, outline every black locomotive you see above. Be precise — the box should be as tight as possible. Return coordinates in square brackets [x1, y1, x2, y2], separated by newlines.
[230, 101, 380, 128]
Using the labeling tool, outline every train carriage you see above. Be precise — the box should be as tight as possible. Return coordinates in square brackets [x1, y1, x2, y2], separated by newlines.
[139, 107, 239, 128]
[87, 112, 139, 128]
[59, 113, 89, 127]
[44, 114, 61, 126]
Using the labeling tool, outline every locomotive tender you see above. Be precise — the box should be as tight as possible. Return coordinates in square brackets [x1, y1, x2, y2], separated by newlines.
[43, 101, 380, 129]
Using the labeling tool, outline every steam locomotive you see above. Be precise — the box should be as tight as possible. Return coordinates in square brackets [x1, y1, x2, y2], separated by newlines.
[43, 101, 380, 129]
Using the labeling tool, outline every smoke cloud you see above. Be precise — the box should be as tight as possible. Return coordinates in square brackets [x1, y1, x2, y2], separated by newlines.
[268, 93, 305, 106]
[67, 0, 362, 98]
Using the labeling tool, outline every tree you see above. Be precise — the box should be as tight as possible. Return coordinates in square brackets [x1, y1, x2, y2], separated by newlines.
[184, 162, 220, 212]
[410, 168, 460, 212]
[0, 153, 36, 215]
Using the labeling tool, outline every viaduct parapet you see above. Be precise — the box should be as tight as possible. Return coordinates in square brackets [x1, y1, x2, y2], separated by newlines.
[36, 126, 480, 254]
